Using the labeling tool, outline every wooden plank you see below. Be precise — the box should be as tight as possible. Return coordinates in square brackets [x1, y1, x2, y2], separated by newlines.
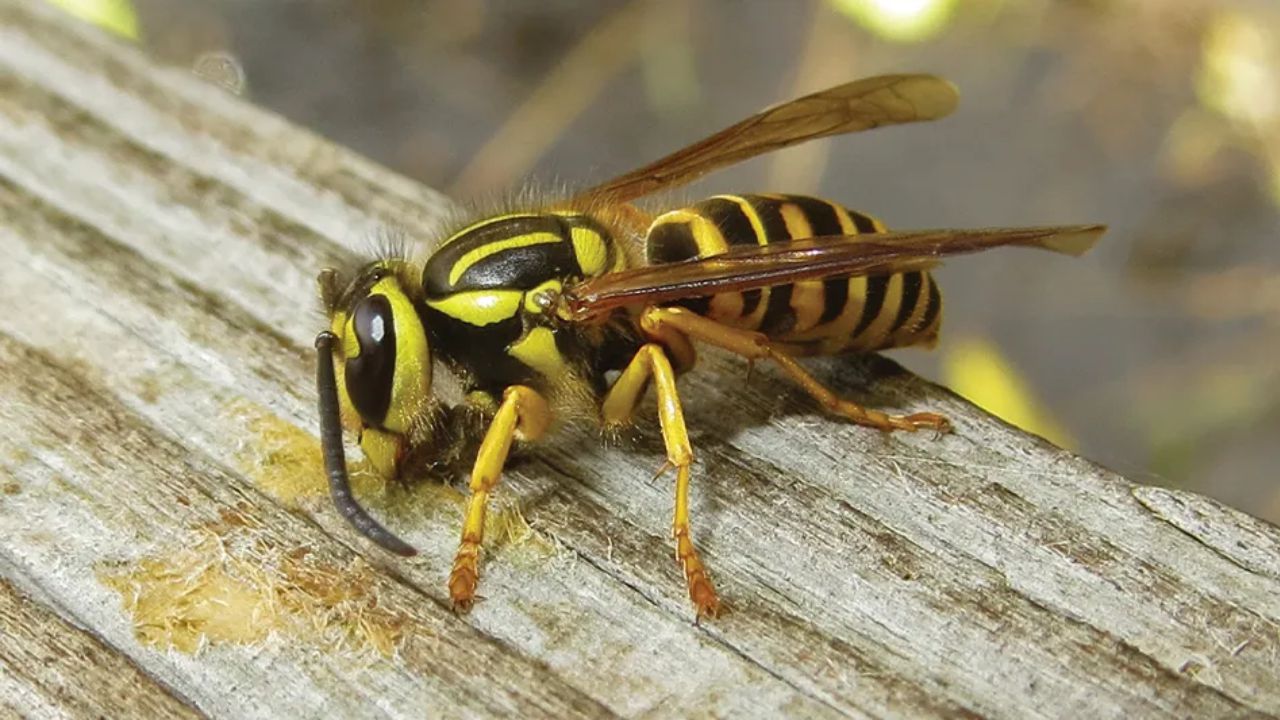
[0, 1, 1277, 718]
[0, 575, 202, 719]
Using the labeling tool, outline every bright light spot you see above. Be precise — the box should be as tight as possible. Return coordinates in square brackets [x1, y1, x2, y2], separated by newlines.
[1197, 11, 1280, 124]
[829, 0, 957, 43]
[44, 0, 139, 40]
[941, 338, 1074, 449]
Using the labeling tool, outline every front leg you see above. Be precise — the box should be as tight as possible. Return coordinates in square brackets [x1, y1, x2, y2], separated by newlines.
[449, 385, 551, 610]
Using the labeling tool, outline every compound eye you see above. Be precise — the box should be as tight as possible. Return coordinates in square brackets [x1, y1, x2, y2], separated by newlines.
[345, 294, 397, 426]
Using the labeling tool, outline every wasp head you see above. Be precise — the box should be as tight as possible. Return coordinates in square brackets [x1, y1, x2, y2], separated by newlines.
[314, 259, 433, 556]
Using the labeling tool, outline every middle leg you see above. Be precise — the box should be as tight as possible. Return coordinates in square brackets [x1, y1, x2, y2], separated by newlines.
[603, 343, 719, 618]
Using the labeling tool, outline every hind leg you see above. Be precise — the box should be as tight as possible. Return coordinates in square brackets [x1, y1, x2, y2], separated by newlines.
[640, 306, 951, 433]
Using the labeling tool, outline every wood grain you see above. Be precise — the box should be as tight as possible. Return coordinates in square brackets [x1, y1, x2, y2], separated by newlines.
[0, 2, 1277, 718]
[0, 576, 201, 719]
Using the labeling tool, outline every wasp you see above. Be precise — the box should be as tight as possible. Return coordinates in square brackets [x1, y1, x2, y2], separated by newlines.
[315, 74, 1104, 618]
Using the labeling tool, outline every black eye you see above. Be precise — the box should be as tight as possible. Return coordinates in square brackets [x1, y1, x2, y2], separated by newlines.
[345, 294, 396, 426]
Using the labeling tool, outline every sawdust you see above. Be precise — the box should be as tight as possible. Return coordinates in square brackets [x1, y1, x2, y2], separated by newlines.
[224, 397, 554, 554]
[98, 506, 410, 657]
[224, 399, 330, 504]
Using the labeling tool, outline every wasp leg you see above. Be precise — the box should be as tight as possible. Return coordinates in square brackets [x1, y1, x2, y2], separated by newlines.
[603, 344, 720, 619]
[641, 306, 951, 433]
[450, 385, 551, 611]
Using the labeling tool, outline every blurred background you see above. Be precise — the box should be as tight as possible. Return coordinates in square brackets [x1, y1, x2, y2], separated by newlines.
[51, 0, 1280, 522]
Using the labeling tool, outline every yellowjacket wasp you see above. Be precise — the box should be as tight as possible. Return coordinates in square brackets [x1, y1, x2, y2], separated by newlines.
[315, 74, 1104, 617]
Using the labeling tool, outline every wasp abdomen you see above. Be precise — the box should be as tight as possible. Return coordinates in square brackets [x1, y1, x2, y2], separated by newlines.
[645, 194, 941, 354]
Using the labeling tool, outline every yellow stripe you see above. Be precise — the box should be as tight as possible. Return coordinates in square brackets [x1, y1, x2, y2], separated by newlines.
[789, 281, 826, 333]
[778, 202, 811, 239]
[508, 326, 568, 379]
[831, 204, 858, 235]
[774, 201, 824, 332]
[680, 210, 728, 257]
[426, 290, 523, 326]
[554, 209, 622, 273]
[376, 277, 433, 434]
[708, 292, 745, 324]
[711, 197, 771, 329]
[850, 274, 904, 351]
[811, 277, 868, 351]
[570, 226, 609, 277]
[443, 213, 541, 246]
[610, 242, 628, 272]
[448, 231, 561, 286]
[889, 276, 927, 344]
[333, 311, 355, 358]
[524, 279, 563, 315]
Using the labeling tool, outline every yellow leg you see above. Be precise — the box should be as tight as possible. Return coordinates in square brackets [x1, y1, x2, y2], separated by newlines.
[641, 306, 952, 433]
[603, 344, 719, 618]
[449, 385, 551, 610]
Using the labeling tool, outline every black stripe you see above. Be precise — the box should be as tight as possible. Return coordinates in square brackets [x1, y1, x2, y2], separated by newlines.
[759, 284, 796, 336]
[784, 195, 844, 236]
[851, 275, 889, 338]
[740, 289, 762, 317]
[919, 275, 942, 330]
[455, 239, 577, 292]
[674, 296, 712, 316]
[818, 277, 848, 325]
[424, 306, 527, 391]
[647, 220, 701, 264]
[701, 197, 759, 247]
[847, 209, 878, 234]
[746, 195, 793, 242]
[424, 215, 563, 295]
[890, 272, 924, 334]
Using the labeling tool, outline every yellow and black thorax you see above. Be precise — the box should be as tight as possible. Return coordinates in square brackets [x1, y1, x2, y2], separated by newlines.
[421, 211, 633, 393]
[647, 194, 942, 355]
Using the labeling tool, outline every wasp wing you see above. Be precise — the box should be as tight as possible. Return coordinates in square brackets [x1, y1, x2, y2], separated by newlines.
[572, 74, 960, 206]
[565, 225, 1105, 320]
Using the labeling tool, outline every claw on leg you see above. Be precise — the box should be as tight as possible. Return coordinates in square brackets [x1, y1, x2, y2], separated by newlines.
[449, 534, 481, 610]
[673, 464, 719, 618]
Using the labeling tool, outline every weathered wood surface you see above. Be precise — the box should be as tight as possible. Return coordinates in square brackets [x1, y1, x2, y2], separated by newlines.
[1, 2, 1278, 718]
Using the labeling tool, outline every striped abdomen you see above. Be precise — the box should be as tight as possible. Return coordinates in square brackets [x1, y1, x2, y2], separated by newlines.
[646, 194, 941, 355]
